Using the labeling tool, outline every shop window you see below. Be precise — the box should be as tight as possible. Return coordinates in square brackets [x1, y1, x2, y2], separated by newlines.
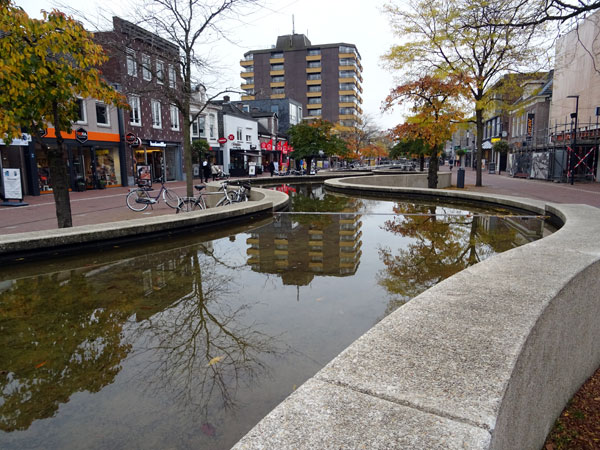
[126, 48, 137, 77]
[76, 98, 87, 124]
[152, 99, 162, 128]
[95, 148, 122, 187]
[129, 95, 141, 126]
[170, 105, 180, 130]
[96, 102, 109, 126]
[156, 60, 164, 84]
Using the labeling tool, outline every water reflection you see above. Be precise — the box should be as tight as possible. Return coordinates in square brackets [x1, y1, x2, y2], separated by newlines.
[248, 184, 365, 285]
[377, 202, 546, 313]
[0, 183, 552, 449]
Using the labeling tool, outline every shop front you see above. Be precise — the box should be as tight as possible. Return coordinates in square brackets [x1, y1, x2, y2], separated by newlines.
[134, 141, 182, 182]
[0, 134, 35, 197]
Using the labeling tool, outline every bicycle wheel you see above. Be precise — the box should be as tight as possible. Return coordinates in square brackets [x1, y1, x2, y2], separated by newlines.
[126, 189, 150, 212]
[215, 195, 232, 207]
[176, 198, 200, 213]
[162, 188, 180, 209]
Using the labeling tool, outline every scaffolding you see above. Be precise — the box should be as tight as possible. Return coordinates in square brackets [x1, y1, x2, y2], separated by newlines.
[508, 120, 599, 182]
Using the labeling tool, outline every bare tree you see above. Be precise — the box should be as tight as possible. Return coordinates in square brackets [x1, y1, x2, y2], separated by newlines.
[135, 0, 261, 197]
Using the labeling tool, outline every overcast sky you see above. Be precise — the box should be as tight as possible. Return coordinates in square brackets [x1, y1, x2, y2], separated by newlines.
[16, 0, 404, 129]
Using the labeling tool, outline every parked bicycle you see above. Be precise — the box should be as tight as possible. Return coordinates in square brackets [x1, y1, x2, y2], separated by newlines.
[125, 176, 180, 212]
[176, 184, 208, 213]
[215, 180, 250, 207]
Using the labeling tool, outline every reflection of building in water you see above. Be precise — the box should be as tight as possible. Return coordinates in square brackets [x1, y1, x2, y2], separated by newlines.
[478, 215, 545, 247]
[246, 210, 363, 283]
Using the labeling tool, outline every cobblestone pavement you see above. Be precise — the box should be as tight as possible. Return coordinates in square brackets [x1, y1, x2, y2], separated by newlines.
[1, 167, 600, 235]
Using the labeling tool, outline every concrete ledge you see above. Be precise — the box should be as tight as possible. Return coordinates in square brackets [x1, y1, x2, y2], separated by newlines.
[0, 187, 289, 257]
[233, 177, 600, 449]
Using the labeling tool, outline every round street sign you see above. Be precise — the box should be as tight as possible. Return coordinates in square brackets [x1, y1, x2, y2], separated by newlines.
[125, 132, 138, 145]
[228, 134, 235, 141]
[218, 137, 227, 144]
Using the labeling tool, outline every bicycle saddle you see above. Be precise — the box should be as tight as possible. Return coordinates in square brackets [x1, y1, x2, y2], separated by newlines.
[194, 185, 206, 191]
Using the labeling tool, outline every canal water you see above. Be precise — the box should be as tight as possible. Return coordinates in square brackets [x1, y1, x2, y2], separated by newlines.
[0, 183, 554, 449]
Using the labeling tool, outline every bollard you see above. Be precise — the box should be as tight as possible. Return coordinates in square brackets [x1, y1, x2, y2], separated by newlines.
[457, 167, 465, 188]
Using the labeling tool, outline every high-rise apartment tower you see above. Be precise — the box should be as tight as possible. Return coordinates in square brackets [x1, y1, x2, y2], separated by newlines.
[240, 34, 363, 130]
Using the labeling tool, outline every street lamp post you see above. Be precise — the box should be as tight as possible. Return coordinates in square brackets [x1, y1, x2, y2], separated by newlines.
[567, 95, 579, 185]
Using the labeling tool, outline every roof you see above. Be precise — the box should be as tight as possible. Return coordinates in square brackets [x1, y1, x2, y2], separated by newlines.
[245, 34, 360, 58]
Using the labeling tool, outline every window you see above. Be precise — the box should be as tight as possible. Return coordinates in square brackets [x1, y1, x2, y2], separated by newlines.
[241, 104, 250, 112]
[170, 105, 180, 130]
[156, 60, 164, 84]
[244, 53, 254, 61]
[307, 48, 321, 56]
[76, 98, 86, 123]
[307, 73, 321, 80]
[96, 102, 109, 126]
[236, 127, 242, 141]
[142, 54, 151, 80]
[271, 105, 279, 114]
[339, 45, 356, 54]
[243, 77, 254, 85]
[209, 115, 215, 138]
[271, 75, 284, 83]
[271, 51, 283, 58]
[271, 64, 284, 71]
[129, 95, 141, 126]
[168, 65, 176, 88]
[289, 103, 299, 124]
[272, 87, 284, 94]
[339, 95, 356, 103]
[339, 58, 356, 67]
[308, 109, 321, 116]
[339, 107, 356, 115]
[308, 85, 321, 93]
[198, 116, 206, 137]
[307, 61, 321, 68]
[126, 48, 137, 77]
[339, 83, 355, 91]
[308, 97, 321, 104]
[151, 99, 162, 128]
[246, 134, 252, 142]
[339, 71, 355, 78]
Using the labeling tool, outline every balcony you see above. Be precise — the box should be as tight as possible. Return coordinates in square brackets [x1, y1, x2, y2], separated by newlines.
[306, 79, 322, 86]
[306, 67, 321, 74]
[270, 70, 285, 76]
[270, 81, 285, 88]
[306, 55, 321, 62]
[241, 95, 256, 101]
[269, 57, 284, 64]
[240, 83, 255, 90]
[240, 71, 254, 78]
[240, 59, 253, 67]
[307, 91, 322, 98]
[307, 103, 322, 109]
[270, 94, 285, 99]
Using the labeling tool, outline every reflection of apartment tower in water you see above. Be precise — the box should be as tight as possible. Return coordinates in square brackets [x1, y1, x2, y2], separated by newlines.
[246, 207, 363, 283]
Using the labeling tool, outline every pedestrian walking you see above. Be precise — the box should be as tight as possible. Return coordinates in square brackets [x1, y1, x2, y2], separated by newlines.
[203, 160, 211, 183]
[268, 160, 275, 177]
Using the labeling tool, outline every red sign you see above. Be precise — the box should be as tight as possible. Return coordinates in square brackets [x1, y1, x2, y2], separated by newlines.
[125, 132, 137, 145]
[228, 134, 235, 141]
[218, 137, 227, 144]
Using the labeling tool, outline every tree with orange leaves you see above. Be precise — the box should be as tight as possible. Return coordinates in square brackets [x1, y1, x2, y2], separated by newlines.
[384, 74, 468, 188]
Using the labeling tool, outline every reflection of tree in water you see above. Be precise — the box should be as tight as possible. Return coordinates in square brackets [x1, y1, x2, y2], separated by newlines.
[126, 246, 281, 421]
[0, 272, 132, 432]
[378, 202, 528, 315]
[0, 242, 280, 434]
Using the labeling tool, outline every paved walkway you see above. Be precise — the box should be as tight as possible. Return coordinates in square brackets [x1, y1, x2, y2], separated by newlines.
[1, 167, 600, 235]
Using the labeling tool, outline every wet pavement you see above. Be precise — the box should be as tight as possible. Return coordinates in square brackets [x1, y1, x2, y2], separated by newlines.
[1, 167, 600, 235]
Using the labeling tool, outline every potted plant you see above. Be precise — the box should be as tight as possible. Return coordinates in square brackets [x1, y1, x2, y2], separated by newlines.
[98, 179, 107, 189]
[76, 178, 86, 192]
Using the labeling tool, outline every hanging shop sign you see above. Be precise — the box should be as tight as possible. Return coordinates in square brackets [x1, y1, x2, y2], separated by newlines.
[125, 132, 138, 145]
[75, 127, 88, 144]
[218, 137, 227, 144]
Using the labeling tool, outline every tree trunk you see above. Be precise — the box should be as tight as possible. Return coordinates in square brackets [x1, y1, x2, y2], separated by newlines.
[49, 102, 73, 228]
[47, 144, 73, 228]
[475, 108, 484, 187]
[427, 149, 439, 188]
[419, 154, 425, 171]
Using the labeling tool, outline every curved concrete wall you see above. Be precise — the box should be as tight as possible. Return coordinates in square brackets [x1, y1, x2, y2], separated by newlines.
[233, 176, 600, 450]
[0, 187, 289, 257]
